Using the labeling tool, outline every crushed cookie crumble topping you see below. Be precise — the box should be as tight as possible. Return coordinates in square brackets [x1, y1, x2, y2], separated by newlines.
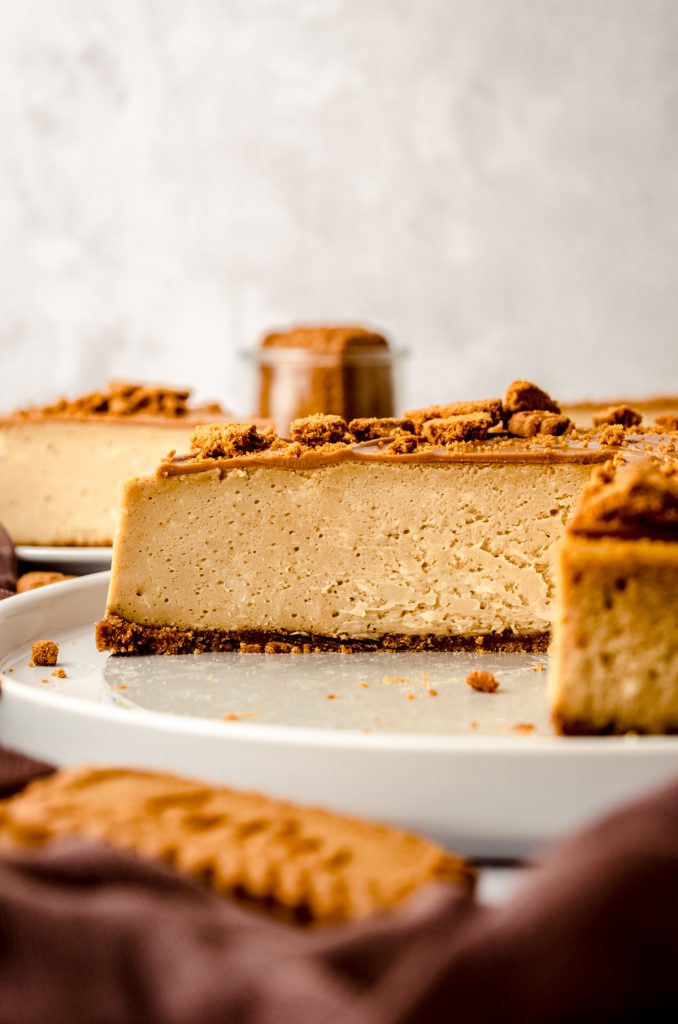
[31, 640, 59, 667]
[405, 399, 502, 433]
[191, 422, 275, 458]
[422, 413, 494, 445]
[466, 670, 500, 693]
[15, 381, 218, 420]
[387, 434, 418, 454]
[569, 461, 678, 540]
[503, 380, 560, 419]
[290, 414, 348, 446]
[348, 417, 415, 441]
[598, 424, 626, 447]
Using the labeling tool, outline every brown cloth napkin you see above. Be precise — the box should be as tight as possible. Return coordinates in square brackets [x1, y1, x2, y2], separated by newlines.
[0, 746, 677, 1023]
[0, 523, 16, 599]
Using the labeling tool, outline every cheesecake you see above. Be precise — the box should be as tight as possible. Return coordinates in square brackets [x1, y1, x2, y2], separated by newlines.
[96, 381, 649, 656]
[0, 382, 228, 546]
[550, 460, 678, 735]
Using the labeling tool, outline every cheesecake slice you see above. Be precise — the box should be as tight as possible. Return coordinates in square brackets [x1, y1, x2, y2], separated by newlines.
[550, 460, 678, 735]
[97, 382, 639, 655]
[0, 382, 228, 546]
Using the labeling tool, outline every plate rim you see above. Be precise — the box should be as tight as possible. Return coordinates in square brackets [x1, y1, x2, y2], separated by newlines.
[16, 545, 113, 563]
[1, 572, 678, 756]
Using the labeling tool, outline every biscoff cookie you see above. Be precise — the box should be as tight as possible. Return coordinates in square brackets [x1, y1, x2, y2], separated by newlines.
[0, 767, 474, 926]
[17, 572, 73, 594]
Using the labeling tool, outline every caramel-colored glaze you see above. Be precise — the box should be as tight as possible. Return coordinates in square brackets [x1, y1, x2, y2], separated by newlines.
[158, 434, 660, 478]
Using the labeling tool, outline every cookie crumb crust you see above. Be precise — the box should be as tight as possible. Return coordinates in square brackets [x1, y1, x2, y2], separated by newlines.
[96, 615, 550, 656]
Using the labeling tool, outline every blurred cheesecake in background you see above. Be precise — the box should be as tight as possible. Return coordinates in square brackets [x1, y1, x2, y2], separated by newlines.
[0, 382, 229, 546]
[562, 394, 678, 430]
[253, 324, 396, 435]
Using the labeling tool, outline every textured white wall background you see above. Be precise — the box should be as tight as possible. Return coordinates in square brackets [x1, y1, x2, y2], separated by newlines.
[1, 0, 677, 414]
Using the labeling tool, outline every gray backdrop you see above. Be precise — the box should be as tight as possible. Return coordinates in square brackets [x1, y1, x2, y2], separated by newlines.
[1, 0, 677, 413]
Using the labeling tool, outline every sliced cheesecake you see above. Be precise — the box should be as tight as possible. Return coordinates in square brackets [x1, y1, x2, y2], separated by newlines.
[96, 382, 644, 655]
[550, 460, 678, 735]
[0, 382, 228, 546]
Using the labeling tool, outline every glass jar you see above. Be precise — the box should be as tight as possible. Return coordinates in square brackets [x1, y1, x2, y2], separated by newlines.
[239, 346, 407, 436]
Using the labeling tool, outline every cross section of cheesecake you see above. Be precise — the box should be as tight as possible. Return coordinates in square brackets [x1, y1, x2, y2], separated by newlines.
[96, 383, 640, 655]
[550, 460, 678, 735]
[0, 383, 228, 546]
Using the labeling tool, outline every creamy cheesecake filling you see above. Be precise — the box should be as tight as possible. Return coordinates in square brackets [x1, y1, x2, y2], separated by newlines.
[549, 461, 678, 735]
[0, 420, 198, 546]
[550, 536, 678, 734]
[105, 461, 594, 641]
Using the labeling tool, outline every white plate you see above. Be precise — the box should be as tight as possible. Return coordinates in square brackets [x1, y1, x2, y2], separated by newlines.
[1, 573, 677, 858]
[15, 546, 113, 575]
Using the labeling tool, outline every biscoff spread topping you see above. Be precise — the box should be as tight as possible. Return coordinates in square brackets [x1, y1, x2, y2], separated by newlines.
[348, 417, 415, 441]
[291, 414, 349, 446]
[569, 461, 678, 541]
[14, 381, 217, 420]
[191, 423, 275, 458]
[592, 404, 642, 428]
